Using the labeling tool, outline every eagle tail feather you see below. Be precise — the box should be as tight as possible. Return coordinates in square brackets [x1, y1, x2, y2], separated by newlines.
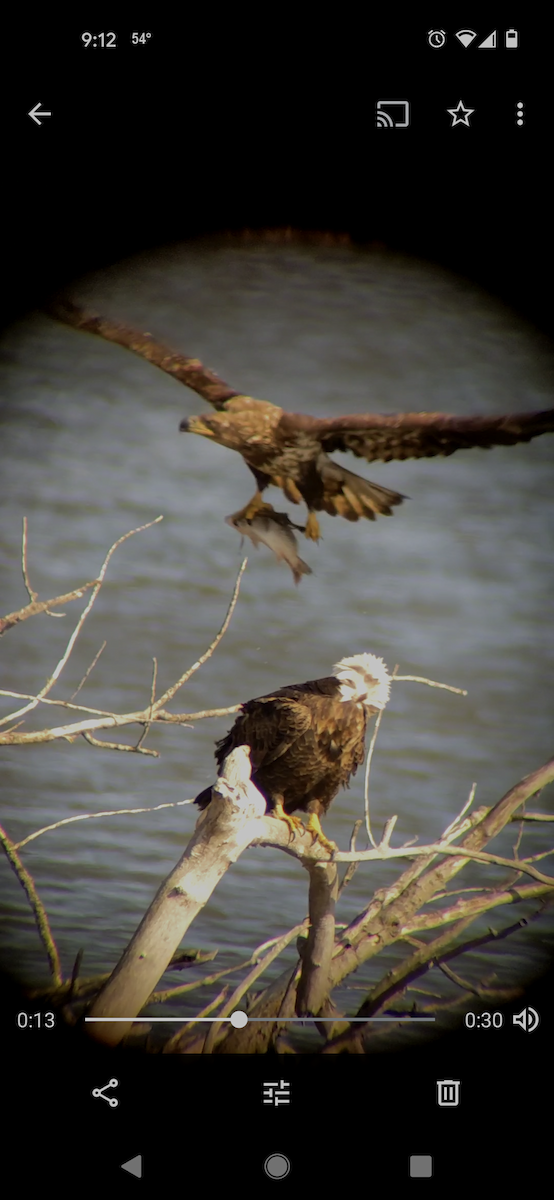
[194, 785, 214, 810]
[323, 461, 405, 521]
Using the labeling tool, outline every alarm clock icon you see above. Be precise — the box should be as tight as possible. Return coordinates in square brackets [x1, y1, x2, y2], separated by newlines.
[428, 29, 447, 48]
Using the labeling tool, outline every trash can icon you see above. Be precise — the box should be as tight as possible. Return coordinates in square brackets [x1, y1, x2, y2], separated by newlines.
[437, 1079, 461, 1107]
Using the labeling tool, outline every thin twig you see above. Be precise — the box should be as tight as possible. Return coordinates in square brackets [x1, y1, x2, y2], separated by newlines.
[0, 517, 163, 728]
[332, 842, 554, 885]
[70, 641, 107, 700]
[154, 705, 242, 722]
[339, 820, 363, 895]
[135, 656, 158, 751]
[14, 798, 195, 850]
[403, 880, 552, 935]
[152, 558, 248, 712]
[0, 823, 62, 985]
[21, 516, 37, 601]
[0, 704, 237, 746]
[0, 691, 241, 724]
[509, 812, 554, 823]
[0, 581, 99, 637]
[154, 957, 257, 1002]
[162, 988, 231, 1053]
[202, 922, 308, 1053]
[81, 731, 159, 756]
[364, 664, 399, 846]
[0, 690, 124, 718]
[442, 782, 477, 839]
[394, 674, 467, 695]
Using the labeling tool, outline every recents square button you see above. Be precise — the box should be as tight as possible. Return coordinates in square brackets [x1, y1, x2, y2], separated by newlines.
[410, 1156, 433, 1178]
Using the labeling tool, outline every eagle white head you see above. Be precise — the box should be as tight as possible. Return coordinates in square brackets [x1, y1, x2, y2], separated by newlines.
[333, 653, 391, 709]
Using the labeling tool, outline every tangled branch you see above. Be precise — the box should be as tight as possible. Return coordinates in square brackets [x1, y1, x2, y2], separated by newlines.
[0, 518, 247, 751]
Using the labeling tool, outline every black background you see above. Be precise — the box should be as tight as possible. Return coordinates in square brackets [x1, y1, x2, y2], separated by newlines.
[2, 15, 551, 1187]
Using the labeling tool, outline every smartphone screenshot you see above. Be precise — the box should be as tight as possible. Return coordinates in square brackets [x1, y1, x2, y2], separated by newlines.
[2, 17, 552, 1188]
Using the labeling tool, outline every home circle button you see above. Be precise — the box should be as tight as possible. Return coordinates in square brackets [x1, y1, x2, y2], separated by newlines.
[264, 1153, 291, 1179]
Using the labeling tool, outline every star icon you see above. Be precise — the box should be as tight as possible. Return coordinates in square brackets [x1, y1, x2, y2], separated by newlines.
[447, 100, 475, 127]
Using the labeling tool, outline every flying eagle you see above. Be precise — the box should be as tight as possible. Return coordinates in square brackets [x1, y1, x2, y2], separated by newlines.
[194, 653, 391, 852]
[180, 398, 554, 541]
[44, 302, 554, 545]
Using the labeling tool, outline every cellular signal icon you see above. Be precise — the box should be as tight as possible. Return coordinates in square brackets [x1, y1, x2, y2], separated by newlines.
[376, 101, 410, 128]
[478, 30, 497, 48]
[456, 30, 477, 48]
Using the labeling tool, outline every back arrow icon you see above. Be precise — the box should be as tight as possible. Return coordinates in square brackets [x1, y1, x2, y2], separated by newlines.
[28, 103, 52, 126]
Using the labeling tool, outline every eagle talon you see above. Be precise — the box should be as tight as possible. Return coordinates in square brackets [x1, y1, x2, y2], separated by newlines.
[228, 491, 268, 524]
[273, 801, 305, 843]
[306, 813, 338, 854]
[304, 513, 321, 542]
[244, 498, 274, 521]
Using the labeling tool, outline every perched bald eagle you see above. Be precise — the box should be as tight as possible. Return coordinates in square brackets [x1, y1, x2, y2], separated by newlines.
[181, 397, 554, 540]
[194, 653, 391, 852]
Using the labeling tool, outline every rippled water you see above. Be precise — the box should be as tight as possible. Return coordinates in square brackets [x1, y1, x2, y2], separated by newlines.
[1, 238, 553, 1041]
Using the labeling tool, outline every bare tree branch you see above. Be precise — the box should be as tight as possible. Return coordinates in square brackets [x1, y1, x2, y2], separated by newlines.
[14, 800, 200, 851]
[150, 558, 248, 713]
[70, 641, 107, 700]
[0, 823, 62, 986]
[328, 756, 554, 997]
[21, 516, 37, 601]
[207, 758, 553, 1053]
[80, 731, 159, 756]
[86, 746, 268, 1046]
[296, 861, 339, 1017]
[0, 580, 99, 637]
[200, 921, 308, 1054]
[394, 674, 468, 695]
[364, 664, 399, 845]
[0, 534, 245, 751]
[0, 517, 163, 727]
[0, 691, 241, 726]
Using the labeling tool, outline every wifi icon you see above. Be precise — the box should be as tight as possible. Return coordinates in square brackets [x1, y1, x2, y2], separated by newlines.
[456, 29, 477, 47]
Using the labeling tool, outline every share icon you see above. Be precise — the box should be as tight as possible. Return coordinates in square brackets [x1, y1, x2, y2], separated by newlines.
[92, 1078, 119, 1107]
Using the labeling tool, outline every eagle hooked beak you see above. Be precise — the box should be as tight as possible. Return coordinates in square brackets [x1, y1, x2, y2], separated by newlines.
[179, 416, 214, 437]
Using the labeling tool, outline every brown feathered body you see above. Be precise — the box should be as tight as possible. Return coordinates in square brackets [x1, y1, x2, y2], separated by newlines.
[194, 655, 391, 833]
[195, 678, 368, 821]
[181, 395, 554, 532]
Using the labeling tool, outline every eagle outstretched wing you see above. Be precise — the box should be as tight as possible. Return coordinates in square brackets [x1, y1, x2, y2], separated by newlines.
[280, 408, 554, 462]
[48, 301, 554, 546]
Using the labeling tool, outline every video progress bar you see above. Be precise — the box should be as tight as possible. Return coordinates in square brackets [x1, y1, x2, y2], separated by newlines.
[85, 1014, 436, 1025]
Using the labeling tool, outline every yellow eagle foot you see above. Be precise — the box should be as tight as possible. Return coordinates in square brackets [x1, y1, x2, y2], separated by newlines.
[306, 813, 337, 854]
[273, 801, 305, 843]
[229, 492, 269, 524]
[304, 512, 321, 542]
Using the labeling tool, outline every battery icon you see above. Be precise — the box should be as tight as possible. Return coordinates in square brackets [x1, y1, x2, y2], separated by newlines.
[506, 29, 518, 47]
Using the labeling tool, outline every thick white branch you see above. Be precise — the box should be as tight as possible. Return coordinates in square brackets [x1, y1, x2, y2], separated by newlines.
[87, 747, 266, 1045]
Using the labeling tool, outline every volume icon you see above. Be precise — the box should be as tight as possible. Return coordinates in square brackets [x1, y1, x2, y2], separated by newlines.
[512, 1006, 539, 1031]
